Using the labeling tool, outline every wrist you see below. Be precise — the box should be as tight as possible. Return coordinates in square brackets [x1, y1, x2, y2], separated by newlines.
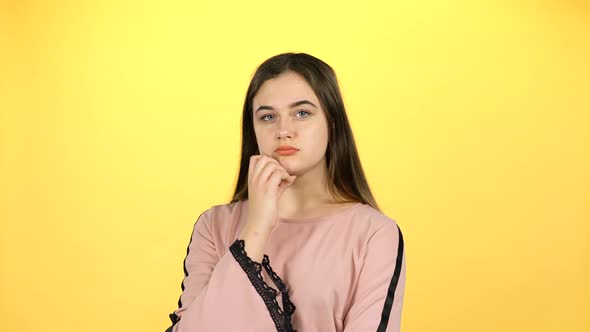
[240, 224, 273, 239]
[238, 227, 269, 263]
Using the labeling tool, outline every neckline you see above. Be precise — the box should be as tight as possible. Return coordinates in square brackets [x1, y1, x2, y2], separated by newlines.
[279, 202, 363, 224]
[239, 199, 364, 224]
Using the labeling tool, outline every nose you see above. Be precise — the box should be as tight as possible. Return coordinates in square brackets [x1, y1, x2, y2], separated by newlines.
[276, 117, 293, 139]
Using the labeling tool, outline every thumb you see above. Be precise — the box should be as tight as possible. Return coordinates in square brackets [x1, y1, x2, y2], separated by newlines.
[278, 175, 296, 195]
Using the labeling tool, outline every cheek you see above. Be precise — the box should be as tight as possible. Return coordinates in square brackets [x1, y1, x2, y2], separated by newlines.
[255, 130, 276, 153]
[302, 125, 329, 151]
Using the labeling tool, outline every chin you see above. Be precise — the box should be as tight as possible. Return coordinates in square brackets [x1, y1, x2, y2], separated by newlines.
[277, 159, 296, 171]
[284, 160, 323, 177]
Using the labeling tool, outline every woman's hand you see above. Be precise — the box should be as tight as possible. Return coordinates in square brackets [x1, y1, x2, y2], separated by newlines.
[246, 153, 297, 234]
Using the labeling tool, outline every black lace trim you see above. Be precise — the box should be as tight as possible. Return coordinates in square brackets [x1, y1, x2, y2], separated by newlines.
[229, 238, 297, 332]
[262, 254, 297, 331]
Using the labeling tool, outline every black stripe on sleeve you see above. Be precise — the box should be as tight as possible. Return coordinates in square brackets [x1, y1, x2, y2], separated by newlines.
[377, 224, 405, 332]
[165, 211, 207, 332]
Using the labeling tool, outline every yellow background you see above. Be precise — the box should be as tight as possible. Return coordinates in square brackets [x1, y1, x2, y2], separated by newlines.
[1, 0, 588, 331]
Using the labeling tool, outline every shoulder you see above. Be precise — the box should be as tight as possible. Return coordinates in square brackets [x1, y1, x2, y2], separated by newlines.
[350, 204, 403, 249]
[208, 200, 243, 221]
[353, 203, 400, 232]
[193, 200, 242, 221]
[193, 200, 246, 234]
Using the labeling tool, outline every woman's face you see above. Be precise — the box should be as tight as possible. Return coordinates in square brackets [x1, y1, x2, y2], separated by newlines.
[252, 71, 329, 176]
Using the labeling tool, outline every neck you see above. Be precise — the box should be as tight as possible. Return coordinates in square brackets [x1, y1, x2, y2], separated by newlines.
[278, 158, 334, 213]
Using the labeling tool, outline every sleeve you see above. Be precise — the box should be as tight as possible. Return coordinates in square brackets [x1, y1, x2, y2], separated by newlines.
[343, 222, 406, 332]
[165, 209, 297, 332]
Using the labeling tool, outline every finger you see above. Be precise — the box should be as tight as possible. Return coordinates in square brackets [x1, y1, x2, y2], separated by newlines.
[280, 169, 291, 181]
[276, 172, 296, 194]
[261, 153, 281, 168]
[254, 154, 281, 180]
[262, 154, 290, 176]
[269, 169, 285, 190]
[286, 174, 297, 184]
[249, 155, 264, 188]
[254, 154, 271, 178]
[248, 155, 258, 184]
[259, 162, 281, 186]
[277, 176, 292, 195]
[266, 162, 291, 183]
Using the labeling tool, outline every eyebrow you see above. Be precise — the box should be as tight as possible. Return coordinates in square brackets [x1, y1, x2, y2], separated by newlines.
[255, 100, 317, 113]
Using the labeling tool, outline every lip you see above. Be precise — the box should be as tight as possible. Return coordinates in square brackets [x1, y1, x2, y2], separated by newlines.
[275, 145, 299, 152]
[276, 149, 298, 156]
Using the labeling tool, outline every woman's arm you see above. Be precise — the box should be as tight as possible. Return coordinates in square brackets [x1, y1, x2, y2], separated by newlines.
[238, 223, 272, 263]
[343, 222, 406, 332]
[165, 209, 295, 332]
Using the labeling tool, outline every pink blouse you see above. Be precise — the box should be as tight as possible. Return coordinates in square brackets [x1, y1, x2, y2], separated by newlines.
[166, 199, 406, 331]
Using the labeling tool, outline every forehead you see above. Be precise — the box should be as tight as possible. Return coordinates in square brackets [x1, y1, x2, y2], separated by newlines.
[253, 71, 319, 108]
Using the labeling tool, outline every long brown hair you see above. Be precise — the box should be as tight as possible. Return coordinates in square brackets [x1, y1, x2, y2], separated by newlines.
[229, 52, 380, 212]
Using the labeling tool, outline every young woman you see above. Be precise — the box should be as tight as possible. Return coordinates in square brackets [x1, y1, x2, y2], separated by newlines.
[166, 53, 406, 332]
